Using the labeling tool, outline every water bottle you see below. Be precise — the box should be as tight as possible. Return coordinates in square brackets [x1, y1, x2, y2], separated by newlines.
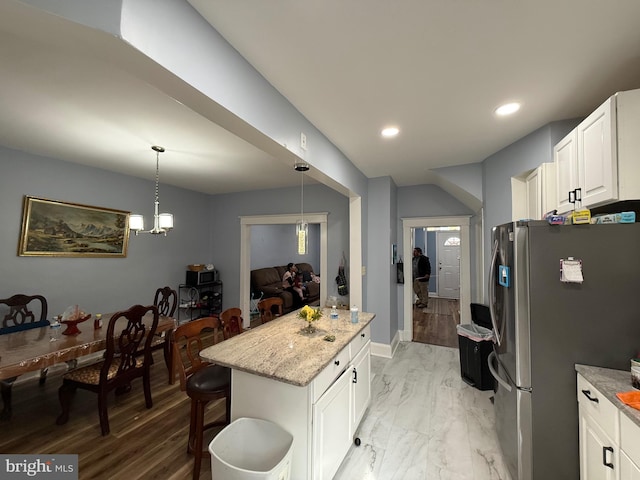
[49, 319, 61, 341]
[350, 305, 359, 324]
[330, 305, 339, 331]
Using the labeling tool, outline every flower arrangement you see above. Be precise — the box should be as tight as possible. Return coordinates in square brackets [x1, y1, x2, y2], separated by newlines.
[298, 305, 323, 333]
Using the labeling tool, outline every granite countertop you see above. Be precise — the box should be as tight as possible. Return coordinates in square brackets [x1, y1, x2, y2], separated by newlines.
[200, 308, 375, 387]
[576, 364, 640, 428]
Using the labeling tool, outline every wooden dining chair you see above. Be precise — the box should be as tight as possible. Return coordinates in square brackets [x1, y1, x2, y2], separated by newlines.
[0, 293, 49, 420]
[56, 304, 159, 435]
[153, 286, 178, 317]
[220, 307, 244, 340]
[257, 297, 283, 324]
[171, 316, 230, 480]
[151, 286, 178, 381]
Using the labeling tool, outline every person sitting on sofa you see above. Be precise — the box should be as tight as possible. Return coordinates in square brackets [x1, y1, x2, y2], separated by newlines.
[282, 262, 306, 306]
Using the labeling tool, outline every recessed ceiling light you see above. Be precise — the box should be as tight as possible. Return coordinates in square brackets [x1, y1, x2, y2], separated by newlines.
[381, 127, 399, 138]
[495, 102, 521, 116]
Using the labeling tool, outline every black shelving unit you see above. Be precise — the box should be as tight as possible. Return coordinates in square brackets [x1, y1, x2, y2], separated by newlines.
[178, 281, 223, 323]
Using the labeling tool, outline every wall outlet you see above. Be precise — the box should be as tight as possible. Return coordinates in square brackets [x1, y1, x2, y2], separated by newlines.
[362, 266, 366, 276]
[300, 132, 307, 151]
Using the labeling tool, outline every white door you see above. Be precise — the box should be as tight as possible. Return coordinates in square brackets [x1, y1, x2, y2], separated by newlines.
[579, 407, 619, 480]
[351, 343, 371, 432]
[436, 231, 460, 299]
[312, 369, 352, 480]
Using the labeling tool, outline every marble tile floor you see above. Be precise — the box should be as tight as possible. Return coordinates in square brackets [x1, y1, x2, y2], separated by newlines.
[334, 341, 512, 480]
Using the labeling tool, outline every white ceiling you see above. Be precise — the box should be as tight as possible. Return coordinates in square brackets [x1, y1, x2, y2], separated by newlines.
[2, 0, 640, 195]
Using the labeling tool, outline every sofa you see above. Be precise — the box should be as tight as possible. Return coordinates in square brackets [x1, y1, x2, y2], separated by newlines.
[251, 262, 320, 313]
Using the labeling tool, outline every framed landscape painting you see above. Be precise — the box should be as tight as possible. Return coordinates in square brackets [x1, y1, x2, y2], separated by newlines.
[18, 196, 131, 257]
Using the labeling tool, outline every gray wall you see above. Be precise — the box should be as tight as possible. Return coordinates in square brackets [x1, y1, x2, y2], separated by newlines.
[0, 146, 211, 317]
[481, 119, 580, 293]
[366, 177, 398, 344]
[396, 184, 476, 331]
[250, 223, 321, 271]
[209, 183, 349, 313]
[0, 147, 349, 320]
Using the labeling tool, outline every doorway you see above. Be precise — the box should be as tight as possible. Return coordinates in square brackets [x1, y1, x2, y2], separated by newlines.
[436, 230, 461, 299]
[239, 213, 328, 329]
[411, 227, 461, 347]
[402, 216, 471, 343]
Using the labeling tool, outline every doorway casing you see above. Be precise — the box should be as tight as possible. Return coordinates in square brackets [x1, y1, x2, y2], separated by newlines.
[401, 216, 471, 341]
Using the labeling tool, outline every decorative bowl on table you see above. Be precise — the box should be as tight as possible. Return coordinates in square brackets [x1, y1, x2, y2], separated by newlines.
[60, 305, 91, 335]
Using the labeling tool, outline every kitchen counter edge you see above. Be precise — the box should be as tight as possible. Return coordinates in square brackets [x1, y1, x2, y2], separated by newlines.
[575, 363, 640, 428]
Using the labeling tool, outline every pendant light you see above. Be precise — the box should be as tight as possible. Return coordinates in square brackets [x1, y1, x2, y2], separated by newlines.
[129, 146, 174, 236]
[295, 161, 309, 255]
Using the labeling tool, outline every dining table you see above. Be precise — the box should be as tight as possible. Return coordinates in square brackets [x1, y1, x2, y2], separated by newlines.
[0, 313, 176, 418]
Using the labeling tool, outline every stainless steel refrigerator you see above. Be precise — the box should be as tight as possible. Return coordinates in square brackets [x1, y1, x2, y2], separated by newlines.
[487, 220, 640, 480]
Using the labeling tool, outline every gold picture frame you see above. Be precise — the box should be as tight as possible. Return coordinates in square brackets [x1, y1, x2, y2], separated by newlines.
[18, 196, 131, 257]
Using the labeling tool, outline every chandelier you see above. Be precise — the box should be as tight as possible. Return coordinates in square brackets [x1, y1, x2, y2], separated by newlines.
[295, 161, 309, 255]
[129, 146, 174, 236]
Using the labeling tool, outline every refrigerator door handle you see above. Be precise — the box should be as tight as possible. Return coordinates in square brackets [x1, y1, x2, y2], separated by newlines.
[488, 239, 502, 346]
[488, 351, 512, 392]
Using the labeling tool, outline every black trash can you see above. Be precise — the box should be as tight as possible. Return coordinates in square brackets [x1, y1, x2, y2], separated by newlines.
[457, 324, 494, 391]
[457, 303, 495, 391]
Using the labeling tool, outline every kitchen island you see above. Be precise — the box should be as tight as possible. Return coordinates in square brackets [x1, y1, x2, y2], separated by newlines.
[201, 308, 375, 480]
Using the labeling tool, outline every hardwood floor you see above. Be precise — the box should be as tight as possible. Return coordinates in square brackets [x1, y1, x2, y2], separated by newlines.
[0, 351, 224, 480]
[412, 297, 460, 348]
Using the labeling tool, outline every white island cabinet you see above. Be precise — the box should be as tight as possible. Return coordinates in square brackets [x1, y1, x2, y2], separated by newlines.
[201, 309, 374, 480]
[576, 366, 640, 480]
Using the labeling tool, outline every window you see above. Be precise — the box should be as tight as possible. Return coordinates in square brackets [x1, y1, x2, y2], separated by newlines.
[444, 236, 460, 246]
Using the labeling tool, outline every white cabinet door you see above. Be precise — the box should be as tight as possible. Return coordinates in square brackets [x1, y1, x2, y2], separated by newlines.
[621, 451, 640, 480]
[577, 96, 617, 208]
[555, 129, 578, 214]
[525, 167, 542, 220]
[313, 368, 352, 480]
[351, 341, 371, 432]
[579, 406, 619, 480]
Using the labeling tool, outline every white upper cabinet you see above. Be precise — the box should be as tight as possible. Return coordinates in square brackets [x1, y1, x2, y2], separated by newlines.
[554, 88, 640, 214]
[555, 129, 578, 213]
[527, 162, 556, 220]
[511, 162, 556, 221]
[578, 96, 617, 208]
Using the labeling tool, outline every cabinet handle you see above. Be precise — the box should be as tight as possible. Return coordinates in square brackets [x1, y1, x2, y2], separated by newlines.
[352, 367, 358, 383]
[581, 389, 599, 403]
[603, 446, 614, 469]
[574, 187, 582, 202]
[334, 360, 340, 366]
[569, 190, 575, 204]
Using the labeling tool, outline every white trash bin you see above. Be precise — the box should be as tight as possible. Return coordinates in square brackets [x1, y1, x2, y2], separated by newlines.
[209, 417, 294, 480]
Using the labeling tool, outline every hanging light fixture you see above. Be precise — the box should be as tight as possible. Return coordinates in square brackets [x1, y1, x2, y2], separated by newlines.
[294, 161, 309, 255]
[129, 146, 174, 236]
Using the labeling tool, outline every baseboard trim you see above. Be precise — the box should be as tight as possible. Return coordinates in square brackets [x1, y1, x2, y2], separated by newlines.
[371, 330, 401, 359]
